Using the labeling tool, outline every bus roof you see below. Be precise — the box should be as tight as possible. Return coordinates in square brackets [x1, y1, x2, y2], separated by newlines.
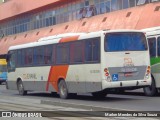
[9, 29, 144, 51]
[142, 27, 160, 37]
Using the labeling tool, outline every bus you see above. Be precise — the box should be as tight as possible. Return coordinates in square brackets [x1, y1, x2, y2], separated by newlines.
[142, 27, 160, 96]
[6, 30, 151, 99]
[0, 59, 7, 84]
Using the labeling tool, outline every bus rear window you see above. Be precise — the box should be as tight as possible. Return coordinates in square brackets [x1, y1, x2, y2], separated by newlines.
[105, 32, 147, 52]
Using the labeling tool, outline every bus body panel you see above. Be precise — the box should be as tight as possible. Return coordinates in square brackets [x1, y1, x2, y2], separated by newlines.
[150, 56, 160, 88]
[7, 66, 52, 91]
[151, 60, 160, 88]
[101, 52, 151, 90]
[7, 64, 102, 93]
[65, 64, 102, 93]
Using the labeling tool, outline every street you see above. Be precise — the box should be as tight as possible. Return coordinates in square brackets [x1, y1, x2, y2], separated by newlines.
[0, 84, 160, 120]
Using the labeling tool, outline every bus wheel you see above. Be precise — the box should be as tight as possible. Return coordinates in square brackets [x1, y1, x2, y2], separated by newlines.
[143, 76, 157, 96]
[17, 80, 27, 95]
[92, 91, 107, 99]
[58, 80, 68, 99]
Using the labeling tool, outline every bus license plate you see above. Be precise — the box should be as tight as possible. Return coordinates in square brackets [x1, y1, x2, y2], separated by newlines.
[124, 72, 132, 77]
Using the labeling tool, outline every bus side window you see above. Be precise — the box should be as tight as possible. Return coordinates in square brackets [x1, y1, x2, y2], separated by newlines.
[85, 38, 100, 62]
[44, 45, 53, 64]
[148, 38, 156, 57]
[92, 39, 100, 61]
[24, 48, 33, 65]
[8, 51, 16, 72]
[17, 50, 22, 67]
[70, 41, 83, 64]
[34, 46, 44, 65]
[56, 44, 69, 64]
[157, 37, 160, 56]
[85, 40, 92, 62]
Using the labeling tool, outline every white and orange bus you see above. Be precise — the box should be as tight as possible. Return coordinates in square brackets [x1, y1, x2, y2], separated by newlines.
[6, 30, 151, 99]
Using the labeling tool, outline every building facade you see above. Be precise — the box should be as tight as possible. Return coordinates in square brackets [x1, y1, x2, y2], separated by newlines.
[0, 0, 160, 56]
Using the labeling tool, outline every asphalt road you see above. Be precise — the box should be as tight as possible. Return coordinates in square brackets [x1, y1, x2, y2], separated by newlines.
[1, 85, 160, 111]
[0, 84, 160, 120]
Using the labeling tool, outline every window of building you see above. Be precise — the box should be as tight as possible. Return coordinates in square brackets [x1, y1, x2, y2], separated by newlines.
[85, 38, 100, 62]
[94, 0, 99, 4]
[137, 0, 146, 5]
[56, 44, 69, 64]
[111, 0, 117, 11]
[85, 5, 97, 17]
[129, 0, 136, 7]
[117, 0, 123, 10]
[148, 38, 156, 57]
[145, 0, 150, 4]
[123, 0, 129, 9]
[151, 0, 159, 2]
[100, 2, 106, 14]
[106, 0, 111, 12]
[95, 2, 100, 14]
[111, 0, 121, 11]
[85, 0, 89, 6]
[0, 0, 154, 36]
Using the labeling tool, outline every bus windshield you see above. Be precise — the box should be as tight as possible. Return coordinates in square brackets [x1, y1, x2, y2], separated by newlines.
[105, 32, 147, 52]
[0, 65, 7, 72]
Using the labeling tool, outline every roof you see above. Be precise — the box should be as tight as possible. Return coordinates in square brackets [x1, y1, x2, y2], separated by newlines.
[0, 2, 159, 55]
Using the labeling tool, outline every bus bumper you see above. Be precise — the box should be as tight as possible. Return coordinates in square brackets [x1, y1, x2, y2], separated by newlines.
[102, 79, 151, 90]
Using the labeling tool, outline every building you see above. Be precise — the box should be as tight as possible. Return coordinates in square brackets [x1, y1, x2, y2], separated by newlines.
[0, 0, 160, 57]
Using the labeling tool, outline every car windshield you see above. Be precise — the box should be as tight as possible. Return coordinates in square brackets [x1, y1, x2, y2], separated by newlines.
[105, 32, 147, 52]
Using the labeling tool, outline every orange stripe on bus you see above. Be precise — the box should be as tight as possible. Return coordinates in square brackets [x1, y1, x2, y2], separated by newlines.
[59, 36, 79, 43]
[46, 65, 69, 92]
[46, 36, 79, 91]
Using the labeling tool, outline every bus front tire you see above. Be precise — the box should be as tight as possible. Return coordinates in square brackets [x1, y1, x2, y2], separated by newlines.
[58, 80, 68, 99]
[17, 80, 27, 96]
[143, 76, 157, 96]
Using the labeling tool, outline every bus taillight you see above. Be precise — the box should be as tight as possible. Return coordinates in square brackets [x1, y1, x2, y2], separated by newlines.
[105, 73, 109, 76]
[104, 68, 111, 81]
[104, 68, 110, 77]
[104, 68, 108, 72]
[145, 66, 151, 79]
[147, 66, 151, 74]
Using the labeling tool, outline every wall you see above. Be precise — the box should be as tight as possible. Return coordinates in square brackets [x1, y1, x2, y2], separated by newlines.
[0, 2, 159, 55]
[0, 0, 64, 21]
